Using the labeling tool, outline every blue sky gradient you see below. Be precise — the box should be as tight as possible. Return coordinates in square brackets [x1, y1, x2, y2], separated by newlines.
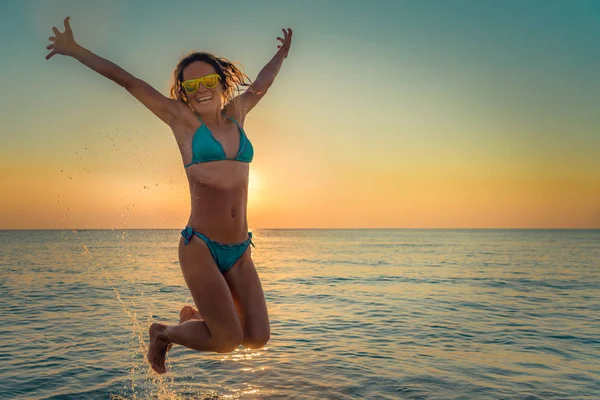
[1, 0, 598, 228]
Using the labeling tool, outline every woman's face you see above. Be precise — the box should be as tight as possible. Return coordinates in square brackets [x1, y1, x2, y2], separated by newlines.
[181, 61, 224, 113]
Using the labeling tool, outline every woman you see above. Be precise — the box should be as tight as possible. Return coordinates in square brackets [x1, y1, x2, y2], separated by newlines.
[46, 17, 292, 374]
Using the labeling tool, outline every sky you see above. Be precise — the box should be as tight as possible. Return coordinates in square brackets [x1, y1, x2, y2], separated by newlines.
[0, 0, 599, 229]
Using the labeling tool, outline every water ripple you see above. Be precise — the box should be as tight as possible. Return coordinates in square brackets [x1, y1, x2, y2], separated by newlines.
[1, 229, 599, 399]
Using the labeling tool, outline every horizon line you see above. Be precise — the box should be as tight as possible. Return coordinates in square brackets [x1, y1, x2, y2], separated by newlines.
[1, 228, 599, 231]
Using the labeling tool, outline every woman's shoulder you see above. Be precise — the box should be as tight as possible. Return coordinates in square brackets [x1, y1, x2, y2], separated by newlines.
[168, 101, 197, 125]
[167, 101, 201, 138]
[222, 99, 246, 127]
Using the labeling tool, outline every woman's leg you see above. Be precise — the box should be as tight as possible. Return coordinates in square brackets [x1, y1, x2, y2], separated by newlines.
[147, 237, 243, 373]
[223, 249, 270, 349]
[179, 305, 202, 322]
[176, 248, 270, 349]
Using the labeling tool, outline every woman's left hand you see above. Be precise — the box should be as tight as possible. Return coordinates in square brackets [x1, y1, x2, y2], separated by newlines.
[276, 28, 293, 59]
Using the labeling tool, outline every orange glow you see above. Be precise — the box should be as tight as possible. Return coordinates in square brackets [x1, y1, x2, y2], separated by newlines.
[1, 150, 598, 229]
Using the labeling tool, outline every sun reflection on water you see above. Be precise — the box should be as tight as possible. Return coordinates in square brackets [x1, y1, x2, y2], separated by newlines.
[4, 229, 599, 399]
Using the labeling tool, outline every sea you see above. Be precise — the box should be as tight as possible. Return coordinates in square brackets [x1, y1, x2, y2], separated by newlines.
[1, 229, 599, 399]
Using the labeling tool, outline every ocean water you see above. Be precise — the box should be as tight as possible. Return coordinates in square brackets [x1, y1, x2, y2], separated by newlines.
[1, 229, 599, 399]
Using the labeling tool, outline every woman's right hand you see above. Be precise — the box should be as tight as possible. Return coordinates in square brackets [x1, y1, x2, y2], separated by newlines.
[46, 17, 79, 60]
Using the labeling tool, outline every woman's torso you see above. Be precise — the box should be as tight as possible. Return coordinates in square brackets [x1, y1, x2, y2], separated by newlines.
[170, 111, 252, 244]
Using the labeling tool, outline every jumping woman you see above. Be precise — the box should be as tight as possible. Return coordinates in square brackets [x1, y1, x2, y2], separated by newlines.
[46, 16, 292, 374]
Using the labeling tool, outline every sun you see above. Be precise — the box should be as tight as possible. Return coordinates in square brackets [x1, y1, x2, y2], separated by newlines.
[249, 169, 262, 199]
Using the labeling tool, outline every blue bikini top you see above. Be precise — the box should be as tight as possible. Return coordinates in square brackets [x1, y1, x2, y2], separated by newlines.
[184, 116, 254, 168]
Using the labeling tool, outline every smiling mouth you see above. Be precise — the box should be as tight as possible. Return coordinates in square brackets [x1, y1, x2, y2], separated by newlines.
[196, 96, 212, 104]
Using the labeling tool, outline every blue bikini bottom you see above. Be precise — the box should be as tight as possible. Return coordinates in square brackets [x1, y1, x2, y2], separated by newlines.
[181, 226, 254, 273]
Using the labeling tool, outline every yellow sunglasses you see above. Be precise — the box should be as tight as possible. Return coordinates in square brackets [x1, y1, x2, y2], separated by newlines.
[181, 74, 221, 93]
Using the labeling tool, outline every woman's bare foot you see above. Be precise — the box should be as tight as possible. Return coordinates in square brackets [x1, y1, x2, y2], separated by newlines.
[179, 305, 203, 323]
[147, 323, 171, 374]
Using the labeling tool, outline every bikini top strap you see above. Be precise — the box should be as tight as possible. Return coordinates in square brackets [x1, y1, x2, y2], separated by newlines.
[226, 115, 242, 128]
[195, 114, 240, 130]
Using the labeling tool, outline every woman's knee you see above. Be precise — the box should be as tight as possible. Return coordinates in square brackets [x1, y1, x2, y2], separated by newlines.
[212, 325, 244, 353]
[243, 325, 270, 349]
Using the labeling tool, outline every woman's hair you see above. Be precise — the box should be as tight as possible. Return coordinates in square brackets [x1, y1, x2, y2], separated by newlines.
[170, 51, 252, 107]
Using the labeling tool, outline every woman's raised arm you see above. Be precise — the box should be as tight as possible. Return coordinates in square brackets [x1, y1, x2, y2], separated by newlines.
[46, 17, 183, 125]
[226, 28, 293, 120]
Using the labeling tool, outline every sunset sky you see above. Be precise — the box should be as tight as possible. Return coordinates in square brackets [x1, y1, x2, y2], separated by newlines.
[1, 0, 598, 229]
